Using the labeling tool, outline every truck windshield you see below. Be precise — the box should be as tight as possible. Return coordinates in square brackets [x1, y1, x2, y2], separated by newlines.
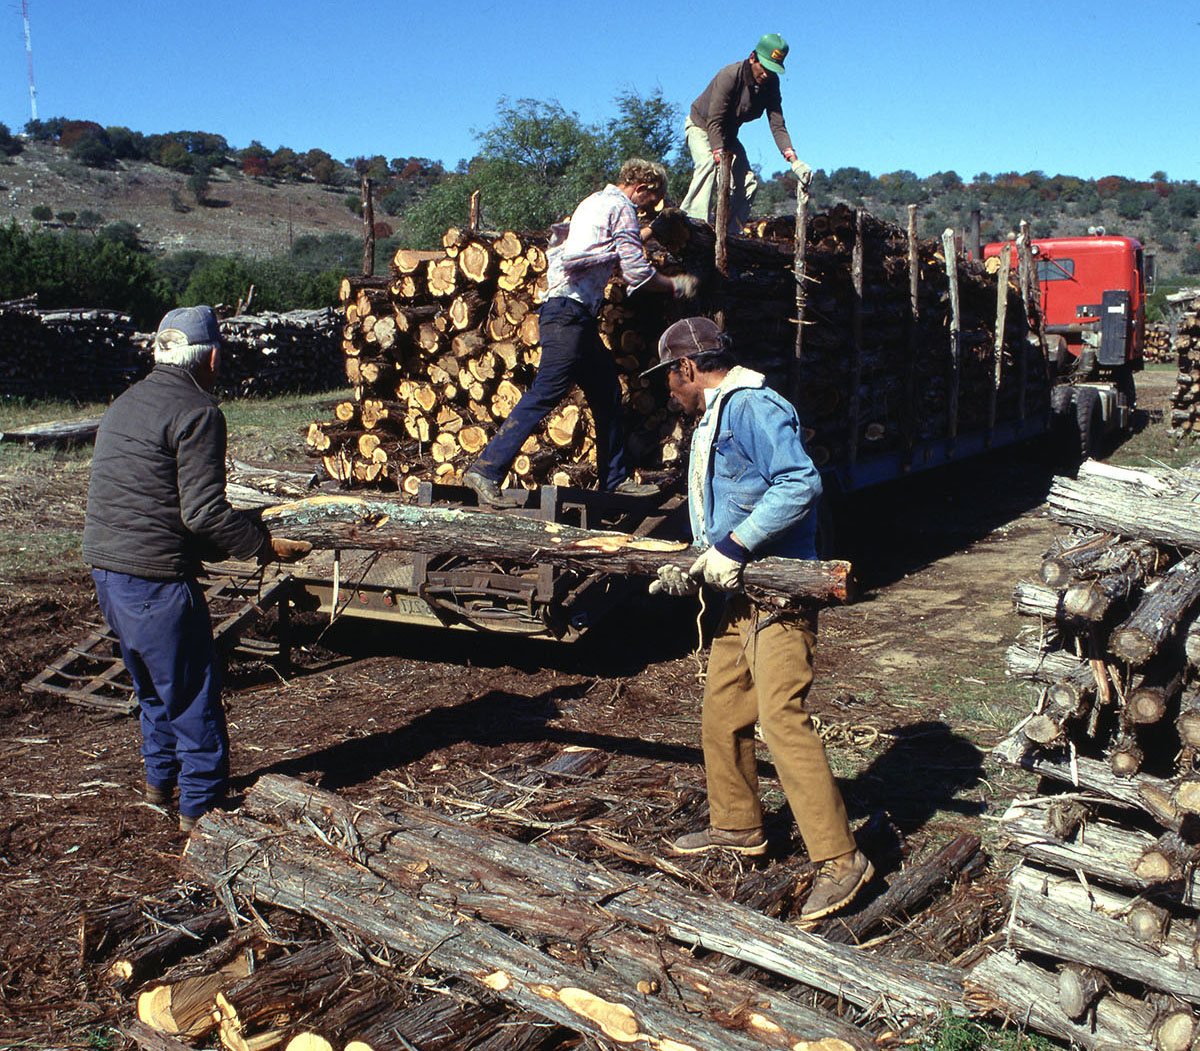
[1037, 258, 1075, 281]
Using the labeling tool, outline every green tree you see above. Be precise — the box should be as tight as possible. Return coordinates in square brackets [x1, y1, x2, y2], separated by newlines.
[78, 209, 103, 230]
[1181, 245, 1200, 275]
[56, 210, 77, 226]
[30, 205, 52, 222]
[187, 162, 212, 205]
[0, 122, 23, 156]
[71, 132, 116, 168]
[0, 221, 170, 326]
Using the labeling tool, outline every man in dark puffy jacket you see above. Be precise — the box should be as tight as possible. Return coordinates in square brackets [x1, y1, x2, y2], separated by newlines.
[680, 33, 813, 232]
[83, 306, 309, 833]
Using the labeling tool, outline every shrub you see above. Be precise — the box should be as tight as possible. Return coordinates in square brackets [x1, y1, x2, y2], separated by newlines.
[0, 123, 22, 156]
[30, 205, 52, 222]
[98, 220, 140, 249]
[56, 210, 77, 226]
[77, 209, 103, 230]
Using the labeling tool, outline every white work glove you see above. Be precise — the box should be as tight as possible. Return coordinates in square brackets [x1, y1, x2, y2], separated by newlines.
[689, 546, 745, 592]
[785, 152, 813, 190]
[649, 564, 699, 597]
[670, 274, 700, 300]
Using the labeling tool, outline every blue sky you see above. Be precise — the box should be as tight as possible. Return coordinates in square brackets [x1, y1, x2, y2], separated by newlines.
[3, 0, 1197, 183]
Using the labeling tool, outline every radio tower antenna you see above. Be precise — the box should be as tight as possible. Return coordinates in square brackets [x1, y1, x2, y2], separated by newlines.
[22, 0, 38, 121]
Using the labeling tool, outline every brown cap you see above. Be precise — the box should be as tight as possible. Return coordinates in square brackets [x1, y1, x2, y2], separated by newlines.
[641, 317, 726, 377]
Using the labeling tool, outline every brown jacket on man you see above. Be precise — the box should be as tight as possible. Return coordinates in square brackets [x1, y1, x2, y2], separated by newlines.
[688, 59, 794, 156]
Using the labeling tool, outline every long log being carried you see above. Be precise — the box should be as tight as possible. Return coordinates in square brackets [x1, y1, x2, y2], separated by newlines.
[261, 494, 852, 606]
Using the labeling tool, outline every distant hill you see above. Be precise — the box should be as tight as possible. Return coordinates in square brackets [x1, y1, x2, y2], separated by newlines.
[0, 140, 361, 258]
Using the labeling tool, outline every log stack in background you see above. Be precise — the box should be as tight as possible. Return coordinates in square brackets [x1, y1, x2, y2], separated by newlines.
[0, 296, 144, 400]
[1145, 320, 1173, 365]
[316, 203, 1041, 494]
[0, 296, 344, 402]
[1169, 290, 1200, 437]
[210, 308, 345, 397]
[972, 459, 1200, 1051]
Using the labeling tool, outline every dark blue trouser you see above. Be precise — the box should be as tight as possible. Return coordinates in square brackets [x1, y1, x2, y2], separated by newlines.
[92, 569, 227, 818]
[473, 297, 628, 491]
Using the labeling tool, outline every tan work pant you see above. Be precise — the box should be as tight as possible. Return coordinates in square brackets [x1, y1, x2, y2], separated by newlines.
[679, 118, 758, 232]
[701, 595, 856, 864]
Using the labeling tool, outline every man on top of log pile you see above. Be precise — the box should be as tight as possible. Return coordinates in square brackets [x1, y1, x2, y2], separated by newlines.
[680, 33, 812, 233]
[462, 158, 698, 506]
[645, 317, 873, 923]
[82, 306, 311, 833]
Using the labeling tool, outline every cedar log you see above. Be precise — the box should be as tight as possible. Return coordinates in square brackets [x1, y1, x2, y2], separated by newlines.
[261, 494, 852, 606]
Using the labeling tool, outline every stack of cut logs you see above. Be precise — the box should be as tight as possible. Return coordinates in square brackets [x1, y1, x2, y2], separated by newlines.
[0, 296, 344, 402]
[970, 458, 1200, 1051]
[212, 308, 344, 397]
[1145, 321, 1173, 365]
[1169, 291, 1200, 436]
[315, 203, 1039, 493]
[0, 296, 145, 400]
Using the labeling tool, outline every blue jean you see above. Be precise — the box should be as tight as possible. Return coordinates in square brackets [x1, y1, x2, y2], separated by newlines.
[92, 569, 227, 817]
[473, 297, 628, 491]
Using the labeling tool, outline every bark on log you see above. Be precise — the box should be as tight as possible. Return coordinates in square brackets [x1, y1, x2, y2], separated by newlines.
[260, 494, 853, 607]
[998, 797, 1200, 898]
[1047, 463, 1200, 553]
[967, 950, 1159, 1051]
[1110, 553, 1200, 665]
[1007, 864, 1200, 1005]
[107, 906, 231, 992]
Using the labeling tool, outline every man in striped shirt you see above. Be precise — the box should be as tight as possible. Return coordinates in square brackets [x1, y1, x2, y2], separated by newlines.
[464, 158, 696, 506]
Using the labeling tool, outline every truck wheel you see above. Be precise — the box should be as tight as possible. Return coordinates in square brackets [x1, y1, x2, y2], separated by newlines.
[1049, 385, 1080, 471]
[1116, 366, 1137, 411]
[1075, 387, 1103, 462]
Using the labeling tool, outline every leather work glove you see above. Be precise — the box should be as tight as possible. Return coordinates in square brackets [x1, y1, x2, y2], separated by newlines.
[689, 543, 746, 592]
[712, 149, 725, 165]
[268, 537, 313, 563]
[787, 156, 813, 190]
[670, 274, 700, 300]
[649, 563, 699, 597]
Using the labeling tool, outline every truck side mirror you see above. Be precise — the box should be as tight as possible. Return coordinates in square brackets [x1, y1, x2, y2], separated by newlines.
[1145, 252, 1157, 294]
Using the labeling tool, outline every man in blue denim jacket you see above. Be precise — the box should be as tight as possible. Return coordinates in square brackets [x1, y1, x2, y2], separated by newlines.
[645, 317, 872, 923]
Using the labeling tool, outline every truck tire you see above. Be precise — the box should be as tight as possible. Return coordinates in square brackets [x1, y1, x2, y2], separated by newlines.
[1075, 386, 1103, 462]
[1049, 385, 1081, 471]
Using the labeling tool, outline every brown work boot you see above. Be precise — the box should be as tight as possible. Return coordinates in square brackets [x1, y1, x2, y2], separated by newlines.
[670, 827, 767, 856]
[144, 782, 173, 806]
[463, 467, 523, 508]
[179, 813, 201, 834]
[799, 849, 874, 923]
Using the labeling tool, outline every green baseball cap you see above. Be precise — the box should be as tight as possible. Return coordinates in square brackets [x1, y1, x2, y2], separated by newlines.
[755, 32, 788, 74]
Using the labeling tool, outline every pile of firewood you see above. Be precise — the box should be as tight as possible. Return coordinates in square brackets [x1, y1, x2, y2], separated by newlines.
[0, 297, 344, 402]
[1169, 291, 1200, 437]
[0, 296, 145, 400]
[316, 226, 691, 494]
[972, 459, 1200, 1051]
[312, 204, 1039, 493]
[1146, 321, 1173, 365]
[90, 746, 1000, 1051]
[212, 308, 344, 397]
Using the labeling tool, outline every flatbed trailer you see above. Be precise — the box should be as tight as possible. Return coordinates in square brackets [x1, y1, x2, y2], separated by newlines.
[289, 480, 689, 641]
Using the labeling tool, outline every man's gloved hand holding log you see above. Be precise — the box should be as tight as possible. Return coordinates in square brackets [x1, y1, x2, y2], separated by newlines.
[263, 536, 313, 563]
[670, 274, 700, 300]
[688, 533, 749, 592]
[649, 564, 699, 597]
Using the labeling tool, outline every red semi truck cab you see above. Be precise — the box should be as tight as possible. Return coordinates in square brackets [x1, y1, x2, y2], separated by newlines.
[983, 233, 1149, 458]
[983, 233, 1147, 373]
